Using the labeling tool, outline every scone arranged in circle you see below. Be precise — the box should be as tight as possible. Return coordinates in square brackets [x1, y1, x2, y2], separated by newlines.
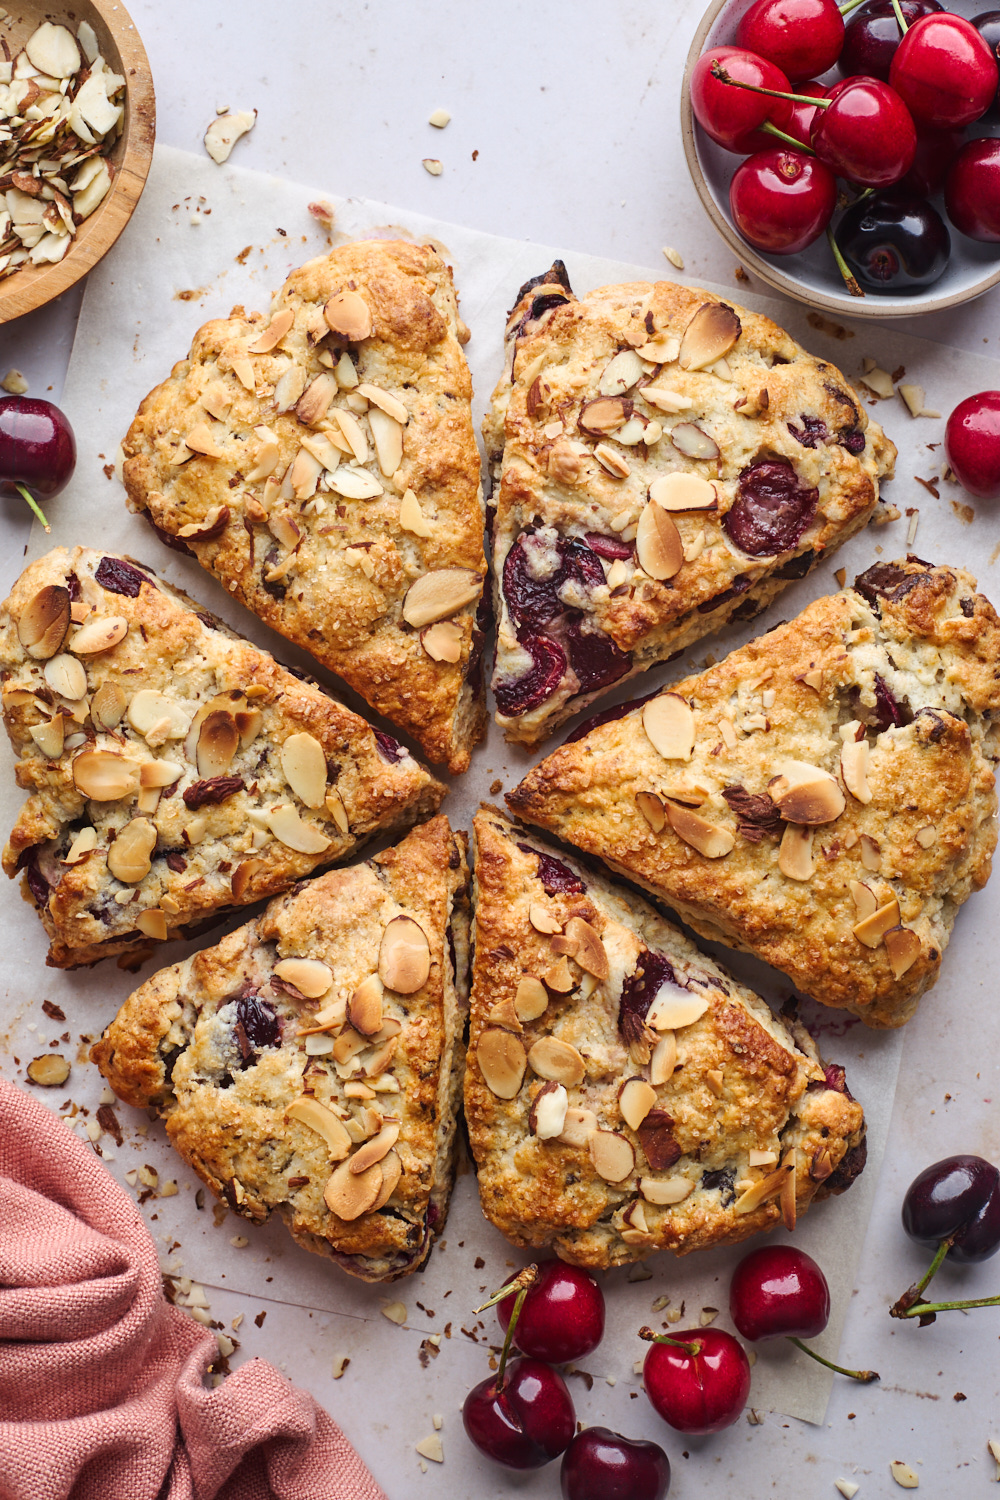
[466, 809, 865, 1269]
[92, 816, 468, 1282]
[0, 547, 444, 968]
[483, 262, 897, 747]
[121, 239, 486, 773]
[508, 558, 1000, 1028]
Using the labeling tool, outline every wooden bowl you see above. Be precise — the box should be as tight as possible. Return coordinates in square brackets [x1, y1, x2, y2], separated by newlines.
[681, 0, 1000, 319]
[0, 0, 155, 325]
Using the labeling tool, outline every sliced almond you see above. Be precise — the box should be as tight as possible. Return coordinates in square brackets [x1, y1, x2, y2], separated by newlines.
[328, 467, 383, 500]
[706, 1069, 725, 1097]
[648, 472, 718, 512]
[356, 383, 408, 424]
[599, 350, 645, 396]
[347, 974, 384, 1035]
[329, 407, 369, 464]
[594, 442, 630, 479]
[889, 1461, 920, 1489]
[246, 425, 281, 481]
[477, 1028, 527, 1098]
[43, 652, 87, 701]
[378, 915, 431, 993]
[643, 694, 695, 761]
[73, 749, 140, 801]
[768, 762, 846, 825]
[274, 957, 333, 999]
[779, 1146, 797, 1231]
[364, 1036, 398, 1078]
[529, 1080, 569, 1139]
[841, 738, 872, 804]
[127, 690, 190, 741]
[915, 825, 936, 849]
[184, 422, 224, 459]
[370, 1149, 402, 1210]
[368, 407, 404, 477]
[578, 395, 632, 435]
[636, 790, 666, 832]
[421, 620, 463, 663]
[324, 787, 350, 834]
[248, 308, 294, 354]
[678, 303, 741, 371]
[640, 1175, 694, 1205]
[136, 908, 168, 941]
[650, 1031, 677, 1085]
[778, 824, 814, 881]
[514, 975, 549, 1022]
[90, 681, 127, 730]
[670, 423, 720, 461]
[399, 488, 432, 537]
[107, 817, 157, 883]
[734, 1161, 793, 1215]
[64, 827, 98, 864]
[324, 1157, 382, 1220]
[196, 709, 239, 777]
[542, 955, 575, 993]
[562, 917, 609, 979]
[286, 1097, 352, 1159]
[274, 365, 307, 415]
[646, 987, 709, 1031]
[30, 718, 64, 758]
[280, 731, 327, 809]
[289, 448, 323, 501]
[26, 1054, 70, 1087]
[635, 335, 680, 363]
[850, 880, 877, 920]
[639, 386, 693, 414]
[621, 1199, 650, 1240]
[69, 616, 128, 655]
[885, 926, 921, 979]
[529, 902, 562, 936]
[527, 1035, 586, 1087]
[139, 759, 182, 788]
[590, 1130, 635, 1183]
[402, 569, 481, 628]
[487, 997, 523, 1032]
[350, 1121, 401, 1174]
[323, 290, 372, 342]
[636, 501, 683, 581]
[558, 1106, 598, 1148]
[333, 1027, 367, 1065]
[265, 804, 332, 854]
[860, 833, 881, 872]
[620, 1078, 658, 1131]
[665, 800, 734, 858]
[295, 373, 338, 426]
[853, 898, 901, 948]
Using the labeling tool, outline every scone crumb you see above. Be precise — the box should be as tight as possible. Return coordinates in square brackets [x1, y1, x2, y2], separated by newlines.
[308, 200, 336, 229]
[490, 779, 503, 795]
[382, 1301, 408, 1325]
[332, 1355, 351, 1379]
[415, 1433, 444, 1463]
[422, 158, 443, 176]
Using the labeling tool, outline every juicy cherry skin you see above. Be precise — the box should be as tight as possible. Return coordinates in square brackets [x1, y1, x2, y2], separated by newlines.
[730, 1245, 831, 1342]
[643, 1328, 751, 1435]
[902, 1154, 1000, 1261]
[898, 122, 964, 196]
[784, 79, 829, 146]
[890, 14, 999, 128]
[497, 1261, 606, 1364]
[835, 188, 950, 292]
[945, 138, 1000, 243]
[945, 397, 1000, 502]
[730, 147, 836, 254]
[560, 1428, 671, 1500]
[690, 46, 794, 153]
[840, 0, 942, 82]
[463, 1357, 575, 1470]
[972, 11, 1000, 117]
[810, 78, 917, 188]
[736, 0, 844, 82]
[0, 395, 76, 501]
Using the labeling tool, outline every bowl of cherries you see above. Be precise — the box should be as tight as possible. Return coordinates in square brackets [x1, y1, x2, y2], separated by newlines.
[681, 0, 1000, 316]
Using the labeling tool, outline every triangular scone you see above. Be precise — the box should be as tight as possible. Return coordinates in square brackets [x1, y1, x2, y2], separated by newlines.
[121, 239, 486, 773]
[508, 559, 1000, 1028]
[92, 817, 468, 1282]
[0, 547, 445, 968]
[483, 262, 897, 747]
[467, 809, 865, 1269]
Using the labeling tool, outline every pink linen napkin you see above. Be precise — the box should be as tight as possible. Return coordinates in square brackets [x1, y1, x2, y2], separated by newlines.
[0, 1077, 387, 1500]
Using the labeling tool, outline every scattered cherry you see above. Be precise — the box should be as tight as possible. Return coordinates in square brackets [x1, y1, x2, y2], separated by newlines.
[946, 392, 1000, 499]
[691, 46, 794, 153]
[560, 1428, 671, 1500]
[730, 147, 837, 253]
[730, 1245, 878, 1381]
[898, 121, 964, 196]
[497, 1261, 606, 1364]
[639, 1325, 751, 1434]
[890, 13, 999, 128]
[839, 0, 942, 82]
[892, 1155, 1000, 1322]
[736, 0, 845, 81]
[835, 187, 950, 291]
[783, 79, 830, 146]
[0, 395, 76, 533]
[972, 10, 1000, 116]
[945, 138, 1000, 242]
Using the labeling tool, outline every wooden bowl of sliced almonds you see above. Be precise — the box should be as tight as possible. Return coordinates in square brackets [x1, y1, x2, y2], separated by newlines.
[0, 0, 155, 325]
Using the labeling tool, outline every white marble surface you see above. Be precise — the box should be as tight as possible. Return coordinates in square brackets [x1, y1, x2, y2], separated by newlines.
[3, 2, 1000, 1496]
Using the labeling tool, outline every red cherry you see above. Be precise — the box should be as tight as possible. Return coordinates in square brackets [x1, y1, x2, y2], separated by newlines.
[497, 1261, 606, 1364]
[690, 46, 794, 153]
[730, 1245, 830, 1341]
[641, 1327, 751, 1435]
[890, 13, 999, 127]
[898, 121, 964, 195]
[784, 79, 830, 145]
[0, 395, 76, 533]
[811, 77, 917, 187]
[463, 1357, 575, 1470]
[737, 0, 845, 81]
[560, 1428, 671, 1500]
[730, 147, 837, 254]
[945, 392, 1000, 500]
[945, 138, 1000, 242]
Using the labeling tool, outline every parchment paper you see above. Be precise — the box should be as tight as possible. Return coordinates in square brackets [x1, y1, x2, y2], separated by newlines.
[4, 144, 1000, 1476]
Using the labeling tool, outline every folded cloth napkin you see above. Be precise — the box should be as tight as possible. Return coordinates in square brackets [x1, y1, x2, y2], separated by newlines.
[0, 1077, 387, 1500]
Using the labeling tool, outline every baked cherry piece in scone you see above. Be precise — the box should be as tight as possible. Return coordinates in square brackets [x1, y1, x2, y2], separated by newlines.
[92, 816, 468, 1282]
[0, 547, 444, 968]
[508, 559, 1000, 1028]
[466, 809, 865, 1269]
[121, 240, 486, 773]
[483, 262, 897, 747]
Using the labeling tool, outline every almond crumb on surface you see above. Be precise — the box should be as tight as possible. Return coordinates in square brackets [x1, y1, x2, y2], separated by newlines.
[889, 1460, 919, 1488]
[428, 108, 451, 128]
[308, 200, 335, 229]
[860, 366, 895, 399]
[229, 1235, 249, 1248]
[835, 567, 847, 587]
[699, 1307, 719, 1326]
[332, 1355, 350, 1379]
[432, 1413, 443, 1430]
[662, 246, 685, 270]
[381, 1300, 407, 1325]
[231, 1314, 244, 1331]
[159, 1179, 178, 1197]
[951, 500, 975, 524]
[835, 1481, 860, 1498]
[415, 1434, 444, 1463]
[422, 158, 443, 176]
[2, 369, 28, 395]
[204, 109, 257, 164]
[747, 1408, 763, 1425]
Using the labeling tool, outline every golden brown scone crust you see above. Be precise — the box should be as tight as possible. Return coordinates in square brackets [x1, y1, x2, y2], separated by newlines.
[486, 264, 896, 746]
[0, 546, 444, 968]
[508, 559, 1000, 1027]
[466, 809, 865, 1269]
[92, 816, 469, 1282]
[122, 239, 486, 773]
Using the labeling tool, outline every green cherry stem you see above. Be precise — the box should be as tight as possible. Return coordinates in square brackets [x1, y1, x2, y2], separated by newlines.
[759, 120, 816, 154]
[14, 482, 50, 532]
[897, 1292, 1000, 1320]
[787, 1337, 879, 1383]
[710, 63, 833, 111]
[638, 1325, 701, 1358]
[839, 0, 869, 14]
[826, 225, 866, 298]
[890, 1238, 952, 1318]
[474, 1264, 537, 1390]
[891, 0, 910, 32]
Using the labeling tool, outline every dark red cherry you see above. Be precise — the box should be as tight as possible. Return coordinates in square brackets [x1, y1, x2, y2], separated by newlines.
[834, 188, 950, 292]
[972, 11, 1000, 116]
[493, 631, 566, 716]
[502, 533, 605, 630]
[642, 1327, 751, 1435]
[736, 0, 844, 81]
[810, 77, 917, 188]
[463, 1357, 575, 1470]
[784, 79, 829, 146]
[618, 950, 680, 1047]
[0, 395, 76, 532]
[902, 1155, 1000, 1262]
[730, 1245, 830, 1342]
[946, 391, 1000, 500]
[690, 45, 794, 153]
[840, 0, 942, 82]
[890, 13, 999, 127]
[560, 1428, 671, 1500]
[498, 1261, 606, 1363]
[898, 122, 964, 196]
[583, 531, 633, 560]
[945, 138, 1000, 243]
[730, 147, 836, 254]
[564, 617, 632, 694]
[235, 993, 280, 1057]
[723, 458, 818, 556]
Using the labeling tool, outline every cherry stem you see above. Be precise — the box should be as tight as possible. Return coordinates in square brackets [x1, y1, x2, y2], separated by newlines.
[891, 0, 909, 32]
[759, 119, 816, 154]
[839, 0, 869, 13]
[897, 1292, 1000, 1319]
[787, 1336, 879, 1384]
[474, 1265, 537, 1391]
[826, 226, 866, 298]
[14, 482, 50, 533]
[638, 1325, 701, 1358]
[890, 1238, 952, 1318]
[710, 63, 832, 111]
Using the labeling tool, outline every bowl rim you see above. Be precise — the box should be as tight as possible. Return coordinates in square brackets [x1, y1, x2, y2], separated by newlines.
[680, 0, 1000, 319]
[0, 0, 156, 326]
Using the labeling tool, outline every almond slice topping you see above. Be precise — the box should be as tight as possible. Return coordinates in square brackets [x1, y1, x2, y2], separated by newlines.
[72, 749, 140, 801]
[139, 759, 183, 788]
[420, 620, 463, 663]
[778, 823, 814, 881]
[399, 489, 432, 537]
[543, 955, 575, 993]
[248, 308, 294, 354]
[578, 395, 632, 435]
[860, 833, 881, 872]
[665, 800, 734, 858]
[280, 731, 327, 809]
[91, 681, 127, 730]
[30, 718, 65, 759]
[245, 425, 281, 481]
[648, 472, 718, 512]
[347, 974, 384, 1035]
[530, 1081, 569, 1139]
[44, 652, 87, 701]
[274, 957, 333, 999]
[324, 1157, 383, 1220]
[323, 290, 372, 342]
[128, 690, 190, 741]
[107, 817, 157, 883]
[650, 1031, 677, 1086]
[370, 1149, 402, 1211]
[646, 987, 709, 1031]
[841, 736, 872, 804]
[18, 584, 71, 660]
[527, 1036, 586, 1087]
[594, 442, 631, 479]
[620, 1078, 658, 1131]
[643, 694, 695, 760]
[561, 916, 609, 979]
[636, 501, 683, 581]
[328, 467, 383, 500]
[487, 998, 523, 1032]
[768, 761, 846, 825]
[598, 350, 645, 396]
[639, 386, 693, 414]
[514, 975, 549, 1022]
[329, 407, 369, 464]
[636, 790, 666, 832]
[853, 898, 901, 948]
[184, 423, 224, 459]
[197, 709, 239, 777]
[286, 1097, 352, 1159]
[590, 1130, 635, 1183]
[529, 902, 562, 936]
[64, 827, 98, 864]
[295, 372, 338, 426]
[850, 880, 877, 921]
[477, 1028, 527, 1098]
[324, 787, 350, 834]
[678, 302, 741, 371]
[136, 909, 168, 941]
[356, 383, 408, 424]
[69, 616, 128, 655]
[368, 407, 404, 478]
[779, 1146, 797, 1231]
[349, 1121, 400, 1174]
[558, 1106, 598, 1148]
[640, 1175, 694, 1205]
[733, 1159, 793, 1215]
[378, 915, 430, 993]
[884, 926, 921, 979]
[671, 422, 721, 461]
[402, 569, 481, 628]
[265, 804, 332, 854]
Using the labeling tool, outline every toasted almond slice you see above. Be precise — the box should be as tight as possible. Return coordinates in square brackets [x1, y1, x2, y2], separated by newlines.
[542, 955, 575, 993]
[768, 762, 846, 825]
[527, 1035, 586, 1087]
[487, 998, 523, 1032]
[69, 616, 128, 655]
[248, 308, 295, 355]
[107, 817, 157, 883]
[350, 1121, 401, 1174]
[620, 1078, 657, 1131]
[355, 383, 408, 424]
[578, 395, 632, 435]
[635, 335, 680, 363]
[636, 790, 666, 832]
[295, 372, 338, 426]
[885, 925, 921, 978]
[363, 1036, 398, 1078]
[289, 448, 322, 500]
[18, 584, 70, 660]
[73, 749, 140, 801]
[26, 1054, 71, 1087]
[399, 488, 432, 537]
[286, 1097, 352, 1158]
[514, 975, 549, 1022]
[135, 908, 168, 941]
[280, 731, 327, 809]
[561, 916, 609, 980]
[43, 652, 87, 701]
[671, 422, 720, 461]
[420, 620, 463, 663]
[368, 407, 404, 477]
[91, 681, 127, 730]
[888, 1461, 920, 1489]
[558, 1106, 598, 1148]
[841, 737, 872, 803]
[529, 902, 562, 936]
[245, 424, 281, 481]
[860, 833, 881, 872]
[128, 690, 190, 741]
[665, 800, 734, 858]
[646, 987, 709, 1031]
[706, 1068, 725, 1097]
[593, 441, 631, 479]
[328, 468, 383, 500]
[298, 996, 348, 1034]
[324, 1157, 382, 1219]
[650, 1031, 677, 1085]
[324, 787, 350, 834]
[265, 803, 332, 854]
[181, 422, 224, 459]
[853, 898, 900, 948]
[621, 1199, 650, 1236]
[329, 407, 369, 464]
[915, 825, 936, 848]
[30, 718, 65, 758]
[850, 880, 877, 920]
[477, 1028, 527, 1098]
[333, 1027, 367, 1065]
[64, 826, 98, 864]
[748, 1148, 778, 1167]
[640, 1175, 694, 1205]
[778, 823, 814, 881]
[274, 365, 308, 415]
[648, 472, 718, 512]
[734, 1161, 793, 1215]
[643, 694, 695, 761]
[197, 709, 239, 777]
[779, 1146, 797, 1231]
[639, 386, 693, 414]
[274, 957, 333, 999]
[530, 1081, 569, 1139]
[590, 1130, 635, 1183]
[370, 1149, 402, 1210]
[636, 501, 683, 581]
[323, 290, 372, 342]
[379, 915, 431, 993]
[599, 349, 645, 396]
[678, 303, 741, 371]
[402, 568, 481, 628]
[139, 759, 183, 789]
[347, 974, 384, 1035]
